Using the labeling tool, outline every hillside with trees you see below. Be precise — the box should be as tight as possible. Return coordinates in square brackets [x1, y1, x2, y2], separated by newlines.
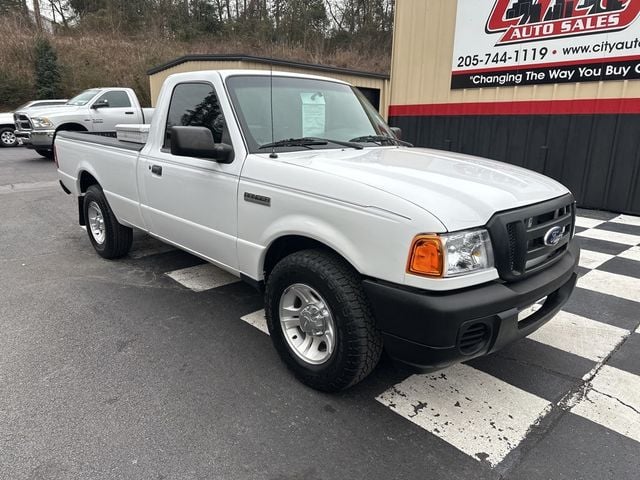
[0, 0, 394, 110]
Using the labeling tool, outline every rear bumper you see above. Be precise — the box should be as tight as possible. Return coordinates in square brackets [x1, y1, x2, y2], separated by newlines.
[363, 241, 579, 371]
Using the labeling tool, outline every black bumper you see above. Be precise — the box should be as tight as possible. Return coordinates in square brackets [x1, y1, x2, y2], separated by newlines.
[363, 241, 579, 371]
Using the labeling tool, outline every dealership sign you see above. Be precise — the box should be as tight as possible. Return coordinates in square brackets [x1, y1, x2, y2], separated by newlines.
[451, 0, 640, 89]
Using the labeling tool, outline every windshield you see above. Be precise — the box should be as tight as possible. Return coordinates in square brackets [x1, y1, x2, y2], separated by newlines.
[225, 75, 393, 153]
[66, 89, 100, 106]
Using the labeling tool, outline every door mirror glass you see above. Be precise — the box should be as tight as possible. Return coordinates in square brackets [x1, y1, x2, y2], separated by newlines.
[390, 126, 402, 140]
[170, 126, 234, 164]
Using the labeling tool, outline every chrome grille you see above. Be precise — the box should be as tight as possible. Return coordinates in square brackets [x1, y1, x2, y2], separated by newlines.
[14, 113, 33, 131]
[487, 194, 575, 282]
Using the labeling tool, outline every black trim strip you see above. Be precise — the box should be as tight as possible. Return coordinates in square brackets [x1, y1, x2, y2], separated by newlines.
[56, 131, 145, 152]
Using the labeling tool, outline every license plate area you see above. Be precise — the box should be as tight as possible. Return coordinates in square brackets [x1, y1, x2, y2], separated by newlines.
[517, 296, 548, 323]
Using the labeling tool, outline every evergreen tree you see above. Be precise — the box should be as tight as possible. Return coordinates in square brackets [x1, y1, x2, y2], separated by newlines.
[34, 37, 62, 99]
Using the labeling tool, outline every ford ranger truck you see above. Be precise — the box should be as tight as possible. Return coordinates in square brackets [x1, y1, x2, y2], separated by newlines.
[14, 87, 154, 159]
[55, 70, 579, 392]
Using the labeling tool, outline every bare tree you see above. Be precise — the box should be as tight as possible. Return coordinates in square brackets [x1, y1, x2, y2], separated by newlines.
[49, 0, 69, 27]
[32, 0, 43, 31]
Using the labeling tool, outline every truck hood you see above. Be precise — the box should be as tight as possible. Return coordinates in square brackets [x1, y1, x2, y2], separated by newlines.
[280, 147, 570, 231]
[16, 105, 77, 117]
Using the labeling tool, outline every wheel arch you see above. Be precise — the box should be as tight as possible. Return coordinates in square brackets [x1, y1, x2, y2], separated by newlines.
[79, 170, 100, 193]
[262, 234, 360, 282]
[77, 170, 102, 226]
[56, 122, 88, 133]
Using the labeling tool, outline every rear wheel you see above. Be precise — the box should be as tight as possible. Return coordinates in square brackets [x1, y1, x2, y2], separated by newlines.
[83, 185, 133, 259]
[265, 249, 383, 391]
[0, 127, 16, 147]
[35, 149, 53, 159]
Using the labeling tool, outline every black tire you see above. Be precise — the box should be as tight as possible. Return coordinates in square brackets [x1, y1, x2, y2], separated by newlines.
[83, 185, 133, 259]
[35, 149, 53, 159]
[0, 127, 17, 147]
[265, 249, 383, 392]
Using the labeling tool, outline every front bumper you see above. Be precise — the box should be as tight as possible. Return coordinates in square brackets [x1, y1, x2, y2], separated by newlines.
[363, 241, 579, 371]
[24, 129, 55, 150]
[14, 129, 31, 146]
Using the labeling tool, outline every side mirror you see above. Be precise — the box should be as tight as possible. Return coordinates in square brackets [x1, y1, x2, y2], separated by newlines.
[91, 99, 109, 109]
[390, 126, 402, 140]
[170, 126, 234, 164]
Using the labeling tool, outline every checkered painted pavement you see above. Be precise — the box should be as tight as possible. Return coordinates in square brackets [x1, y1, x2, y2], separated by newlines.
[129, 208, 640, 477]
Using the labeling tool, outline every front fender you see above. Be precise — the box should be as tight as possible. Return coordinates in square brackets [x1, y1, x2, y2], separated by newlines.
[237, 204, 418, 285]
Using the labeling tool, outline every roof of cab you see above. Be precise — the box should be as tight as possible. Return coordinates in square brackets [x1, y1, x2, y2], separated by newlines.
[147, 54, 389, 80]
[166, 69, 355, 85]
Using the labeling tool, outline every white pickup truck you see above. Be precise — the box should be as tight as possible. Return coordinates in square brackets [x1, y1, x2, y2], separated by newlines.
[56, 70, 579, 391]
[0, 99, 68, 147]
[14, 87, 153, 158]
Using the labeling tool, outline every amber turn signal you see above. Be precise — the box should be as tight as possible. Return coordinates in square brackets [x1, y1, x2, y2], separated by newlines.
[407, 235, 443, 277]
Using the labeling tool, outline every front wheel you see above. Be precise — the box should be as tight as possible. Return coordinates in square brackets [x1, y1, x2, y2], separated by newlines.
[83, 185, 133, 259]
[265, 249, 383, 392]
[0, 127, 17, 147]
[35, 149, 53, 159]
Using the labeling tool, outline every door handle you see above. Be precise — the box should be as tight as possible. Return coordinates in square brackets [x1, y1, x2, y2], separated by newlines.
[125, 111, 134, 115]
[150, 165, 162, 176]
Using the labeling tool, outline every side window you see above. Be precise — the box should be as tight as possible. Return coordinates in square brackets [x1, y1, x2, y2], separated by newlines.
[164, 83, 226, 149]
[95, 91, 131, 108]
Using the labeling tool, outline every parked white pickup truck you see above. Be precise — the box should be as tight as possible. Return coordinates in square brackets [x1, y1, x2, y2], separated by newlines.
[56, 70, 579, 391]
[14, 87, 153, 158]
[0, 99, 68, 147]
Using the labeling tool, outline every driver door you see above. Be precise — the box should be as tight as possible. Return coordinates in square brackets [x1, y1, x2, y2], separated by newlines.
[137, 82, 239, 271]
[90, 90, 142, 131]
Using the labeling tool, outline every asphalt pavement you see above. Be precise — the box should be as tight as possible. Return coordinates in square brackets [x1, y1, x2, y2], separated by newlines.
[1, 147, 639, 480]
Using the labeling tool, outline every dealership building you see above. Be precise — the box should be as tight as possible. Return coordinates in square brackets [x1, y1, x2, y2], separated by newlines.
[388, 0, 640, 215]
[148, 0, 640, 215]
[147, 54, 390, 116]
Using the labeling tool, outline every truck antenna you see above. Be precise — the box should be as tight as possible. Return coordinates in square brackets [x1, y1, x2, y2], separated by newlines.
[269, 61, 278, 159]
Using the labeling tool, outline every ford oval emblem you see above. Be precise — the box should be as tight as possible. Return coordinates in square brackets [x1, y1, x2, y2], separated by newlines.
[543, 226, 563, 246]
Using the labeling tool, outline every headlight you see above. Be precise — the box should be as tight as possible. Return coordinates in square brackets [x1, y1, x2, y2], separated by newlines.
[31, 117, 54, 128]
[407, 229, 494, 277]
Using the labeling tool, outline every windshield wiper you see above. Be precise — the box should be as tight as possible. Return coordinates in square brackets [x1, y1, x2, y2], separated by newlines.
[259, 138, 326, 150]
[259, 137, 363, 150]
[349, 135, 413, 147]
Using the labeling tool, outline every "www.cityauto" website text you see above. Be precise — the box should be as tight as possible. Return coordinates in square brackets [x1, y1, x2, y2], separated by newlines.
[563, 38, 640, 55]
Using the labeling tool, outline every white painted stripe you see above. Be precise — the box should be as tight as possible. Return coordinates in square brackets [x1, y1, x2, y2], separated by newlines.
[577, 270, 640, 303]
[578, 249, 614, 270]
[619, 246, 640, 263]
[165, 264, 239, 292]
[575, 216, 605, 229]
[376, 364, 551, 467]
[611, 214, 640, 227]
[569, 365, 640, 443]
[528, 311, 628, 362]
[240, 309, 269, 335]
[577, 228, 640, 246]
[0, 180, 59, 194]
